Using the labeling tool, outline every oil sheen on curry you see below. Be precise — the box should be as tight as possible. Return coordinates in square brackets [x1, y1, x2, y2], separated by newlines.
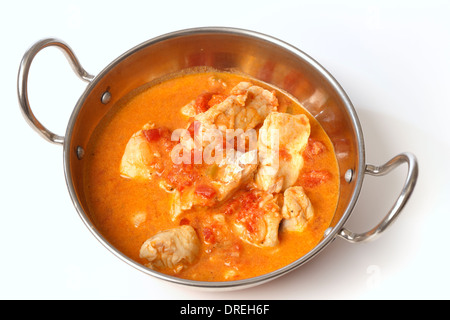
[84, 70, 339, 281]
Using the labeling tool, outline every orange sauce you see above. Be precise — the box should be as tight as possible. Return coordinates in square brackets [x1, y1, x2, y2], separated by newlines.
[83, 70, 339, 281]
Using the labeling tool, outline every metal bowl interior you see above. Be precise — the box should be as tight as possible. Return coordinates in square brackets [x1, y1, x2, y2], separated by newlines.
[63, 27, 365, 289]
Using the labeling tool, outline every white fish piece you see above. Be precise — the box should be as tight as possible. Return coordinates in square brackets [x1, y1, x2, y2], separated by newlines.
[169, 188, 198, 221]
[193, 82, 278, 142]
[139, 225, 200, 272]
[120, 122, 159, 180]
[212, 149, 258, 201]
[232, 191, 282, 247]
[281, 186, 314, 232]
[255, 112, 311, 193]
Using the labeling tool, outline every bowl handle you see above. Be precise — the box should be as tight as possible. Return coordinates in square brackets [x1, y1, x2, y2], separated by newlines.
[338, 152, 419, 243]
[17, 38, 94, 145]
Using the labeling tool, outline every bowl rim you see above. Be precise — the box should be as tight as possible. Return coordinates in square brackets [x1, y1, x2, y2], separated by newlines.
[63, 26, 366, 290]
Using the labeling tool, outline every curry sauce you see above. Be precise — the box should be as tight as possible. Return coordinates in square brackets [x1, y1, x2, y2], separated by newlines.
[84, 70, 339, 281]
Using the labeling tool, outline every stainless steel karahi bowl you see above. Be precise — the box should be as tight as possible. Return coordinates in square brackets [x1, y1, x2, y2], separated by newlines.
[17, 27, 418, 290]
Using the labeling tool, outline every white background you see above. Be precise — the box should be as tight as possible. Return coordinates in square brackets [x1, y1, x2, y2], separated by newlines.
[1, 0, 449, 300]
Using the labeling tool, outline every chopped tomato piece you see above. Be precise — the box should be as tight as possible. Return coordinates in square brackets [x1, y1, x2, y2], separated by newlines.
[222, 190, 259, 217]
[202, 227, 216, 244]
[195, 92, 214, 113]
[143, 128, 161, 142]
[143, 127, 175, 152]
[301, 170, 332, 188]
[195, 184, 217, 199]
[165, 163, 199, 190]
[179, 217, 190, 226]
[234, 191, 263, 233]
[238, 190, 261, 209]
[194, 92, 228, 114]
[303, 138, 327, 161]
[207, 94, 227, 107]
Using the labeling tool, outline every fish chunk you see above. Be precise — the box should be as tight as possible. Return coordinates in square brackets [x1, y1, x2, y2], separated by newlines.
[193, 82, 278, 143]
[281, 186, 314, 232]
[170, 188, 194, 221]
[120, 122, 160, 180]
[255, 112, 311, 193]
[231, 190, 282, 247]
[169, 184, 218, 221]
[139, 225, 200, 273]
[168, 150, 258, 221]
[212, 149, 258, 201]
